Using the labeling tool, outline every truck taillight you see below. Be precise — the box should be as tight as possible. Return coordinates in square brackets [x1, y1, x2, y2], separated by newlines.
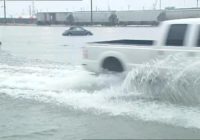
[82, 47, 88, 59]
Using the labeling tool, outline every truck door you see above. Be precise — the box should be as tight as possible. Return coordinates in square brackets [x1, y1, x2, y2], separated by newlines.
[156, 24, 189, 58]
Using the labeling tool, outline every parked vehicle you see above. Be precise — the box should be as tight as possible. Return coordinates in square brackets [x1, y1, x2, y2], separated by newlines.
[82, 18, 200, 73]
[62, 26, 93, 36]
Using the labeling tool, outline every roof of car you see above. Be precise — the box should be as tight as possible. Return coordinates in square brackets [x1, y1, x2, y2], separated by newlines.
[70, 26, 83, 28]
[164, 18, 200, 25]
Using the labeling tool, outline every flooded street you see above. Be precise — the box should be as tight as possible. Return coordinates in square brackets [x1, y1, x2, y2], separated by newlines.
[0, 25, 200, 140]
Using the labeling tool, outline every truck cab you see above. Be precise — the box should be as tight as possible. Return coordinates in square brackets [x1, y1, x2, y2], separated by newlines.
[156, 18, 200, 47]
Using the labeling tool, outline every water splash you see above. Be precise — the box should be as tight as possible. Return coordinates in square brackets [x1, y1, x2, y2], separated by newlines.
[122, 54, 200, 106]
[1, 52, 200, 129]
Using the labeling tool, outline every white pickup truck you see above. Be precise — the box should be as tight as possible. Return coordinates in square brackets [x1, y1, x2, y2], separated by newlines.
[82, 18, 200, 73]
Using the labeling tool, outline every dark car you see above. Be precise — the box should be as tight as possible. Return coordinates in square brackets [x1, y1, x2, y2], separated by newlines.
[62, 26, 93, 36]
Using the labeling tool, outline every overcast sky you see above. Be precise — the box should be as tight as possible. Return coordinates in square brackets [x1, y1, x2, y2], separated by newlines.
[0, 0, 198, 17]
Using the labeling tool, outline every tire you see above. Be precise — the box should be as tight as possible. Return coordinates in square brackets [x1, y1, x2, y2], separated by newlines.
[102, 57, 124, 73]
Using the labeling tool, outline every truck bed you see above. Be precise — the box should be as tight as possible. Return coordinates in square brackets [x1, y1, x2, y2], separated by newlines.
[92, 39, 154, 46]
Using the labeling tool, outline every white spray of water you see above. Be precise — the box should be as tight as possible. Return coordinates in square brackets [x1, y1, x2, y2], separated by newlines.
[1, 53, 200, 129]
[122, 54, 200, 105]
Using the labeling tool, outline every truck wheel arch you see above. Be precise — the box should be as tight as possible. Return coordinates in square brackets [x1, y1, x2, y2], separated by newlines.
[101, 57, 124, 72]
[98, 51, 127, 73]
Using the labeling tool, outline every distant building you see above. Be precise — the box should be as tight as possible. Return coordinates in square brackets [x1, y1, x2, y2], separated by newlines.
[162, 8, 200, 21]
[36, 8, 200, 26]
[73, 11, 118, 25]
[116, 10, 162, 25]
[37, 11, 117, 25]
[0, 17, 36, 24]
[37, 12, 73, 25]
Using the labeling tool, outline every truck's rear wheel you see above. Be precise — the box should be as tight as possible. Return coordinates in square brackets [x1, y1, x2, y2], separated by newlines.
[102, 57, 124, 72]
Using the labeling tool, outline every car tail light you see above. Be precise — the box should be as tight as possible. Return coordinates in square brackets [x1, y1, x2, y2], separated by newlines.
[82, 47, 88, 59]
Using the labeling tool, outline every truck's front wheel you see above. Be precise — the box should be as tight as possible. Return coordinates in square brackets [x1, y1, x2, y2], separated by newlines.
[102, 57, 124, 73]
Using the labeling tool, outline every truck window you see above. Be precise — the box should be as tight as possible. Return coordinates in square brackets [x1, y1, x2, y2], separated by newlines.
[165, 24, 188, 46]
[196, 26, 200, 47]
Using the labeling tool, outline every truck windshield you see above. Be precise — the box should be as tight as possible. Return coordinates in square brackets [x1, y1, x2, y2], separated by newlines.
[165, 24, 188, 46]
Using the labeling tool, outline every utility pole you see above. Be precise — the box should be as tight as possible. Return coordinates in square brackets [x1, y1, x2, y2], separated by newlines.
[159, 0, 161, 10]
[3, 0, 6, 24]
[197, 0, 199, 8]
[107, 0, 110, 11]
[32, 0, 35, 16]
[29, 5, 32, 17]
[90, 0, 93, 25]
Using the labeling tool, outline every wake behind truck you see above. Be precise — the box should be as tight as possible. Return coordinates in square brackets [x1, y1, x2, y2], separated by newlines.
[82, 18, 200, 73]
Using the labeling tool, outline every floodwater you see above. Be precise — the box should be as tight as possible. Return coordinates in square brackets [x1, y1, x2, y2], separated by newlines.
[0, 25, 200, 140]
